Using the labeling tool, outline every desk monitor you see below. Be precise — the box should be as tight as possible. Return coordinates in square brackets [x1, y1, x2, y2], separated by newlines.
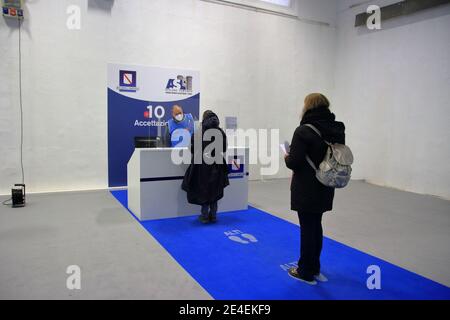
[134, 136, 160, 148]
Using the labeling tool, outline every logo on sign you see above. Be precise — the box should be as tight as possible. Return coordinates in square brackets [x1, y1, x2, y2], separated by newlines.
[118, 70, 139, 92]
[166, 75, 193, 95]
[228, 155, 245, 178]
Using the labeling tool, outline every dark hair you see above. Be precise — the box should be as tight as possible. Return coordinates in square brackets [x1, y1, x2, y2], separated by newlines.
[202, 110, 220, 129]
[202, 110, 215, 121]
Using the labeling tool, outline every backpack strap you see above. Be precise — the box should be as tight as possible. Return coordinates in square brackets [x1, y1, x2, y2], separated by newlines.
[304, 124, 332, 146]
[303, 124, 331, 171]
[306, 155, 317, 171]
[304, 124, 322, 137]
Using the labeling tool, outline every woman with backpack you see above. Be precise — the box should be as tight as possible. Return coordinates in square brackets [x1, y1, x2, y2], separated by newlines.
[284, 93, 348, 285]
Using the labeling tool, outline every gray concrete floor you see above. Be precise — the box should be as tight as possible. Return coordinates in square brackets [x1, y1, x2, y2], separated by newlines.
[0, 190, 211, 300]
[0, 179, 449, 299]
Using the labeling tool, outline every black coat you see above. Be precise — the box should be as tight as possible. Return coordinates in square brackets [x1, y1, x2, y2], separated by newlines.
[285, 106, 346, 213]
[182, 113, 230, 205]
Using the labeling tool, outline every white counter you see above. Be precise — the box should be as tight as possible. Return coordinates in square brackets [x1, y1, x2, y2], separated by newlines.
[127, 147, 249, 221]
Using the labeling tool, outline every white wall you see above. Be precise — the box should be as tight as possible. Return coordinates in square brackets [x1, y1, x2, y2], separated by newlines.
[3, 0, 448, 199]
[0, 0, 337, 194]
[333, 0, 450, 199]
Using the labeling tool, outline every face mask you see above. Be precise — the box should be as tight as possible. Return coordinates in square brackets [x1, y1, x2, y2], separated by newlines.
[174, 114, 184, 122]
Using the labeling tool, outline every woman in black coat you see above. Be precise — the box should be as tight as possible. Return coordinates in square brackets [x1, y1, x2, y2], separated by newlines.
[182, 110, 229, 224]
[285, 93, 345, 285]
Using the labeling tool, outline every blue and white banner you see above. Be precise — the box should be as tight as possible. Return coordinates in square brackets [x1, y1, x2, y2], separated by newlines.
[107, 63, 200, 187]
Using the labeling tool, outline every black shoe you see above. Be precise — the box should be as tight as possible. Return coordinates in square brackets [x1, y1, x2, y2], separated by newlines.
[288, 267, 317, 285]
[198, 215, 209, 224]
[209, 203, 218, 223]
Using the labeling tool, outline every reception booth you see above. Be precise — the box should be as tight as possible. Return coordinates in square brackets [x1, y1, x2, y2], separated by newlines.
[127, 147, 249, 221]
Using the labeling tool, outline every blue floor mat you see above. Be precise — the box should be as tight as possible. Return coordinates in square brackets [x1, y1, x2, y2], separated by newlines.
[111, 190, 450, 300]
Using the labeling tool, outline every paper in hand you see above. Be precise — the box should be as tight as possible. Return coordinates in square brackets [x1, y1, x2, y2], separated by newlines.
[280, 141, 290, 155]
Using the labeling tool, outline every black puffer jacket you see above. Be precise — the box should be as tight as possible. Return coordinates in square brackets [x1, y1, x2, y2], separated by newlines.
[285, 106, 346, 213]
[182, 111, 229, 205]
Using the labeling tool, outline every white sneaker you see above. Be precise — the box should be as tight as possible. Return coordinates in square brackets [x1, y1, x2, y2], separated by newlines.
[297, 277, 318, 286]
[314, 273, 328, 282]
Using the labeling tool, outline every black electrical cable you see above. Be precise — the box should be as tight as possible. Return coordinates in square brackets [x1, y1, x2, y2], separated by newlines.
[18, 18, 25, 185]
[2, 18, 24, 207]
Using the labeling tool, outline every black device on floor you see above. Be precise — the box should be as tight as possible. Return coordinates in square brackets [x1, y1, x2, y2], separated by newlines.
[12, 184, 26, 208]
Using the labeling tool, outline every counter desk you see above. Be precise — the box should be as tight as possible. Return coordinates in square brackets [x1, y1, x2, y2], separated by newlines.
[127, 147, 249, 221]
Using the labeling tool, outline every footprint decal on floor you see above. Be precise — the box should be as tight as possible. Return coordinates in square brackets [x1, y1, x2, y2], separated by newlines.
[241, 233, 258, 243]
[225, 230, 258, 244]
[228, 235, 250, 244]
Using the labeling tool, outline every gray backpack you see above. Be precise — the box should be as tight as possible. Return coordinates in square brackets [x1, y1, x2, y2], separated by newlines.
[304, 124, 353, 189]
